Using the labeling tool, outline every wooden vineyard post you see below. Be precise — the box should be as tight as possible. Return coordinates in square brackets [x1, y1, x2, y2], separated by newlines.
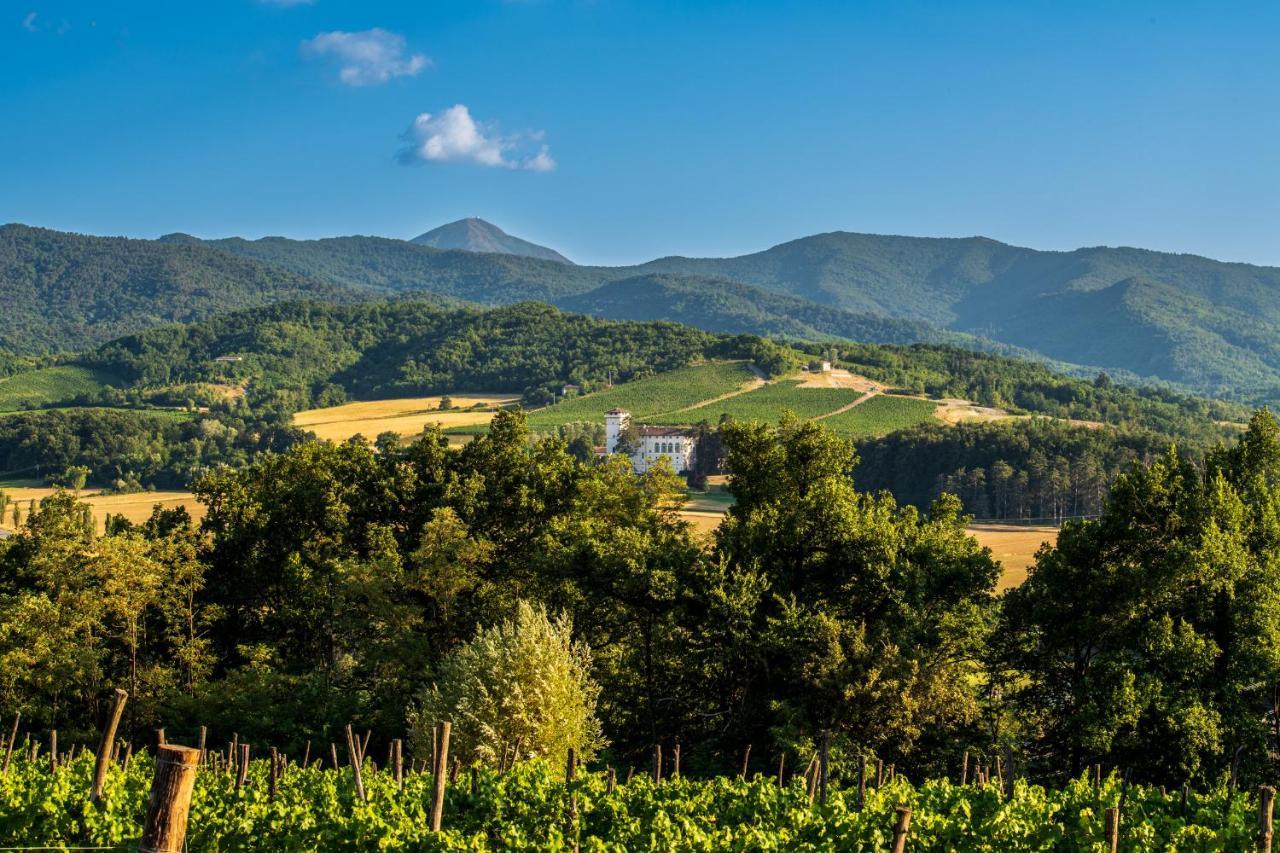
[890, 806, 912, 853]
[857, 754, 867, 810]
[565, 747, 579, 847]
[269, 747, 279, 800]
[470, 766, 479, 796]
[345, 725, 366, 803]
[302, 740, 311, 769]
[672, 743, 681, 779]
[49, 730, 57, 773]
[961, 750, 969, 785]
[156, 728, 166, 747]
[776, 753, 785, 787]
[429, 721, 451, 832]
[653, 744, 662, 783]
[876, 758, 884, 787]
[1, 712, 18, 776]
[139, 745, 200, 853]
[607, 766, 616, 794]
[331, 743, 339, 771]
[236, 744, 250, 791]
[91, 688, 128, 803]
[740, 744, 751, 779]
[1104, 807, 1119, 852]
[819, 731, 829, 805]
[1261, 785, 1276, 853]
[394, 738, 403, 789]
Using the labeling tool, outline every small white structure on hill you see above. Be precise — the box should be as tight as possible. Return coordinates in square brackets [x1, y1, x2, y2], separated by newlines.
[605, 408, 696, 474]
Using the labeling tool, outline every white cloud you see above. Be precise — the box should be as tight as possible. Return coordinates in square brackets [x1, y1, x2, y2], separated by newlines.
[398, 105, 556, 172]
[301, 29, 428, 87]
[22, 12, 37, 32]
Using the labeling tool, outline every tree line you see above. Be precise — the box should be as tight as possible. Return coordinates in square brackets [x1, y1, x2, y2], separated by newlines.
[4, 410, 1280, 790]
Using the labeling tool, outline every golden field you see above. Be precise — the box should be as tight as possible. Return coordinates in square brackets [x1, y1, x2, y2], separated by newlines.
[679, 505, 1057, 590]
[293, 394, 519, 443]
[0, 483, 204, 534]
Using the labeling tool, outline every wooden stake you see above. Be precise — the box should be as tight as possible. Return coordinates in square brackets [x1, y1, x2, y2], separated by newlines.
[196, 726, 206, 764]
[1, 712, 17, 776]
[429, 721, 451, 832]
[961, 750, 969, 785]
[139, 745, 200, 853]
[345, 725, 366, 803]
[49, 730, 57, 773]
[91, 688, 128, 803]
[857, 754, 867, 810]
[876, 758, 884, 787]
[672, 743, 681, 779]
[1104, 807, 1119, 852]
[236, 744, 249, 790]
[740, 744, 752, 779]
[302, 740, 311, 769]
[890, 806, 912, 853]
[819, 731, 830, 805]
[394, 739, 403, 789]
[653, 744, 662, 783]
[607, 766, 616, 794]
[776, 753, 785, 787]
[156, 728, 166, 747]
[625, 766, 634, 784]
[331, 742, 339, 771]
[1261, 785, 1276, 853]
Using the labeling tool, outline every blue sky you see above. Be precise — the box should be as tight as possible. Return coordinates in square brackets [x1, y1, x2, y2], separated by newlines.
[2, 1, 1278, 266]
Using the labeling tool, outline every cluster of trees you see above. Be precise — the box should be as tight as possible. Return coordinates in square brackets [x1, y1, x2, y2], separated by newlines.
[83, 300, 784, 412]
[855, 419, 1175, 520]
[5, 410, 1280, 788]
[0, 408, 305, 490]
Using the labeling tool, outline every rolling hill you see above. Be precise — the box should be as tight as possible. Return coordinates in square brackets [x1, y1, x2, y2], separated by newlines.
[0, 224, 349, 354]
[10, 222, 1280, 402]
[411, 217, 572, 264]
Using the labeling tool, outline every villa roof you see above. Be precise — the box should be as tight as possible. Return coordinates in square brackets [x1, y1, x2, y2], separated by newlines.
[638, 426, 694, 438]
[605, 407, 630, 415]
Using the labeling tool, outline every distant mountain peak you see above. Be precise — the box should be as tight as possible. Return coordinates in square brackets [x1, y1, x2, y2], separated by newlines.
[411, 218, 572, 264]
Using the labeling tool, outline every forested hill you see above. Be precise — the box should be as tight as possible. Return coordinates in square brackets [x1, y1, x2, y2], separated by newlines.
[411, 217, 573, 264]
[80, 300, 788, 411]
[12, 223, 1280, 402]
[635, 233, 1280, 400]
[0, 224, 350, 354]
[154, 228, 1280, 402]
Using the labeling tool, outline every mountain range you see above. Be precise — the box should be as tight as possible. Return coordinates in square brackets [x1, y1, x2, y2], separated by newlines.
[4, 219, 1280, 402]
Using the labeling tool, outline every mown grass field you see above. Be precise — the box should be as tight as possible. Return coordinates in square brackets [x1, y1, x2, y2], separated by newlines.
[820, 394, 938, 438]
[647, 380, 862, 424]
[0, 365, 120, 412]
[293, 394, 518, 442]
[523, 362, 759, 430]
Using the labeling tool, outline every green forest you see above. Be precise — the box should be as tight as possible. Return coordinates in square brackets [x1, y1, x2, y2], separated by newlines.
[5, 410, 1280, 806]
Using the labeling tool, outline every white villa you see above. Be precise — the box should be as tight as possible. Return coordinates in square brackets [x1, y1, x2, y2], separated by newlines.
[605, 408, 697, 474]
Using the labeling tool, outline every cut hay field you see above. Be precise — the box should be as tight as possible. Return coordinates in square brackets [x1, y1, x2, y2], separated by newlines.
[524, 362, 760, 430]
[0, 482, 203, 535]
[0, 365, 121, 412]
[678, 496, 1056, 590]
[968, 523, 1059, 590]
[293, 394, 518, 442]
